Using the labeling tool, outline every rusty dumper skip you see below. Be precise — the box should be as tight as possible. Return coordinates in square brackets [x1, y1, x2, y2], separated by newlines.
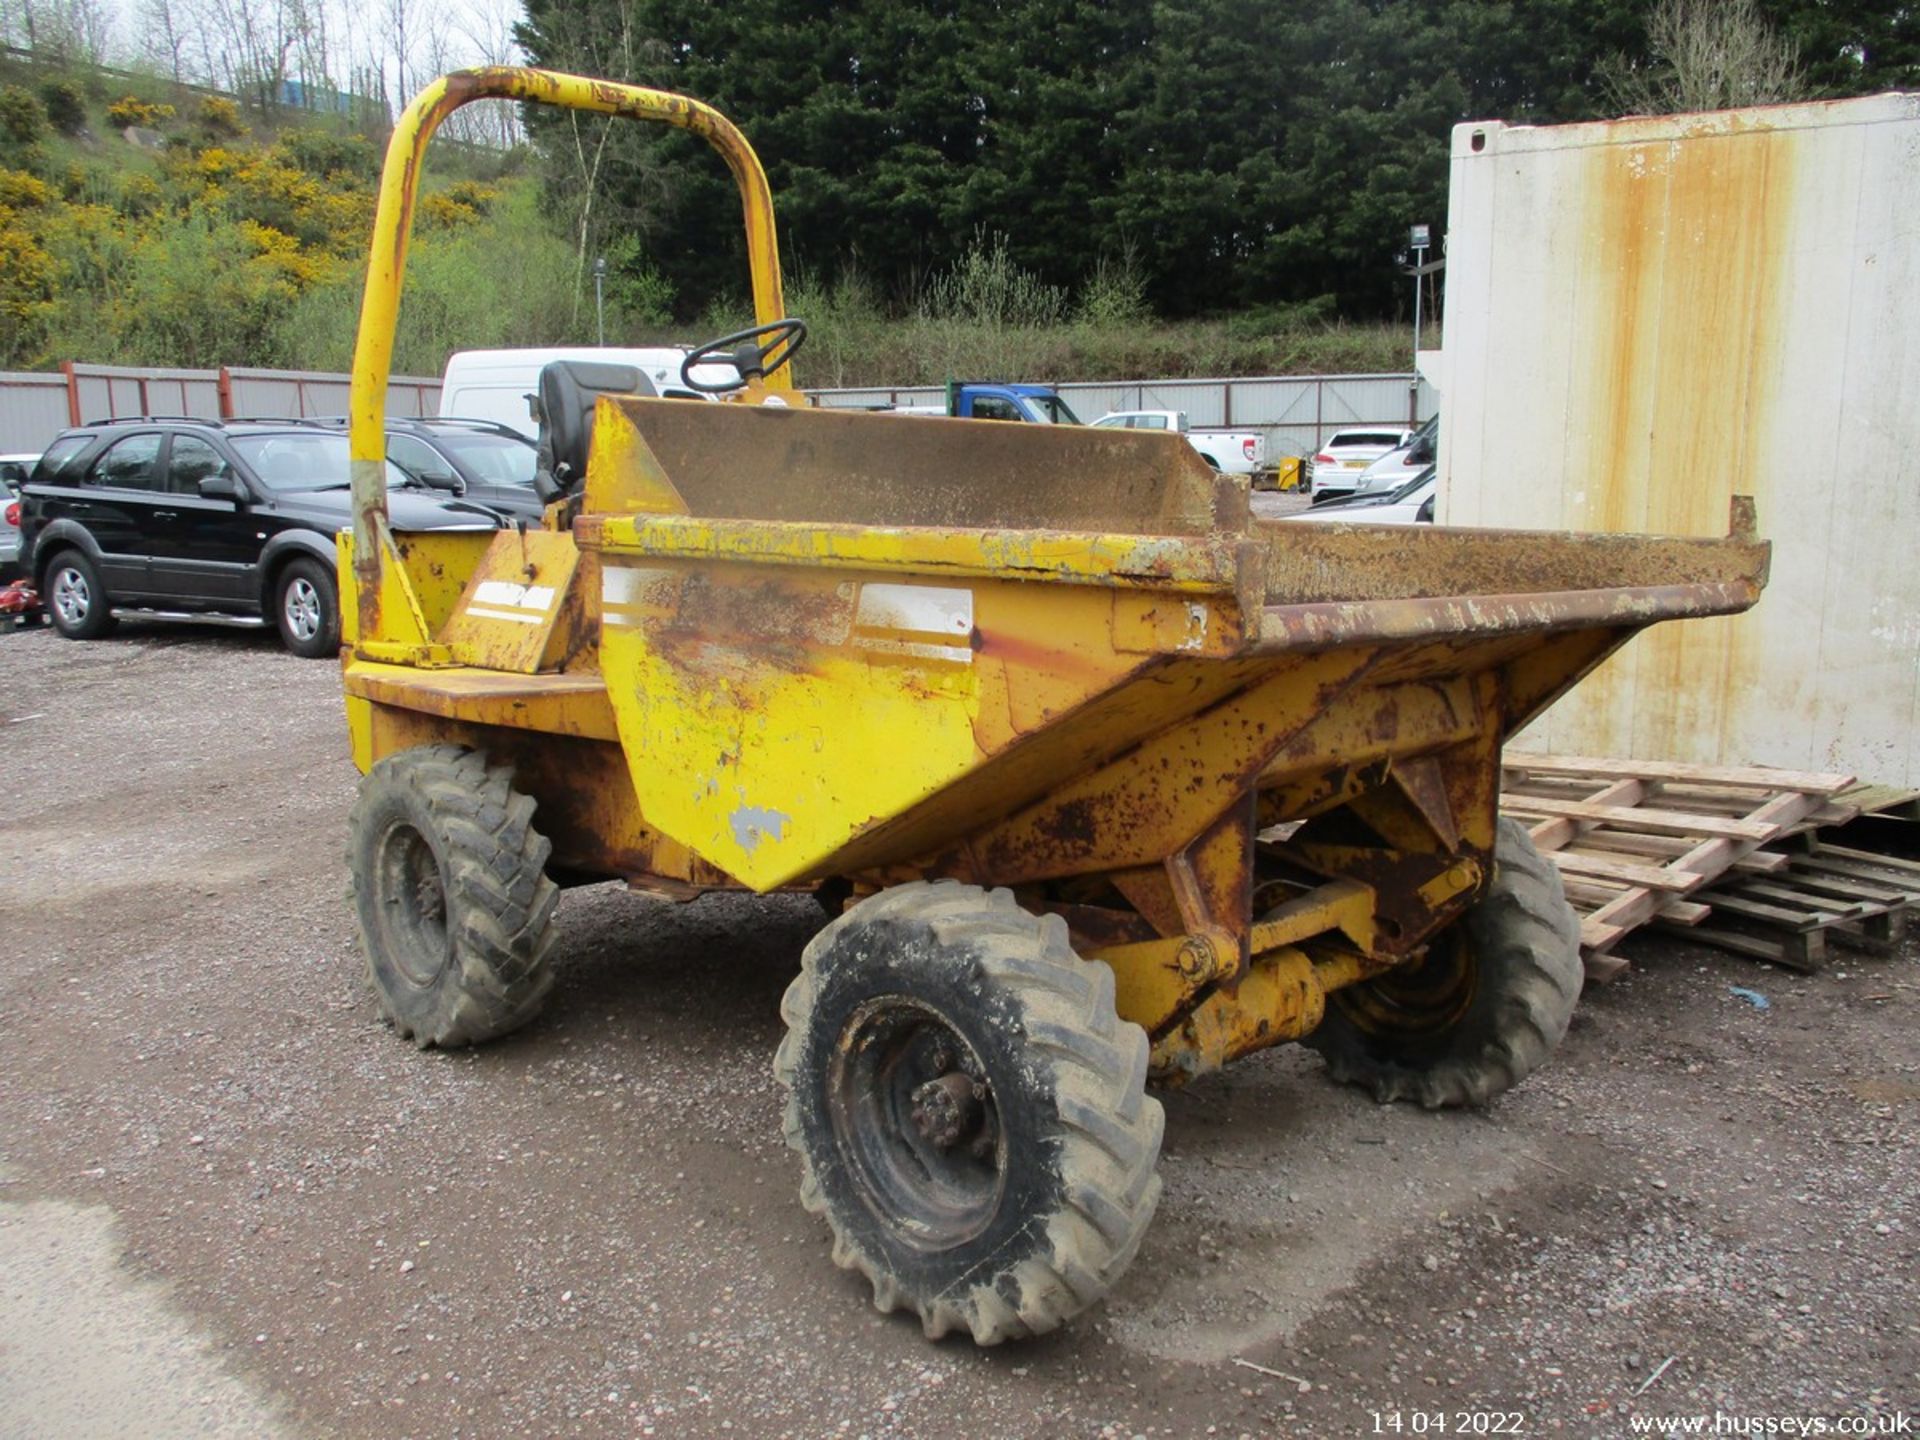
[341, 69, 1769, 1344]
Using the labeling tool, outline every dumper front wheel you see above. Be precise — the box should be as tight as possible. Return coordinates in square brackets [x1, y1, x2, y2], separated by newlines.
[1306, 817, 1581, 1109]
[774, 882, 1163, 1344]
[349, 745, 559, 1048]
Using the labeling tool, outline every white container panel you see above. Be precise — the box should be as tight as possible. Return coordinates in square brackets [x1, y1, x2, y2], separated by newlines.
[1442, 93, 1920, 784]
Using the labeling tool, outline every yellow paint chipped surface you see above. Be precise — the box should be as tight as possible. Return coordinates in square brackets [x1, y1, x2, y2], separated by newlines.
[599, 621, 981, 890]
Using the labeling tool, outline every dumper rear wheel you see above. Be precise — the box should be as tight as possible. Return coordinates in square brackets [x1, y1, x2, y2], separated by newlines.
[349, 745, 559, 1048]
[1306, 817, 1581, 1108]
[774, 882, 1163, 1344]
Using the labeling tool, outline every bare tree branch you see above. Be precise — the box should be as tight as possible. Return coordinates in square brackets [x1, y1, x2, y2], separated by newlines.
[1603, 0, 1809, 116]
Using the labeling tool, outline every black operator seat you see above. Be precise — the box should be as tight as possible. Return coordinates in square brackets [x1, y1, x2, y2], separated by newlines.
[531, 360, 656, 502]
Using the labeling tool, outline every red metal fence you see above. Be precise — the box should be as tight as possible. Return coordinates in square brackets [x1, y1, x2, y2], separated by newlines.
[0, 364, 442, 454]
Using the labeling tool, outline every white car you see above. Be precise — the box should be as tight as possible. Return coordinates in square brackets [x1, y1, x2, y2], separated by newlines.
[1351, 414, 1437, 498]
[1285, 468, 1435, 525]
[1308, 427, 1411, 502]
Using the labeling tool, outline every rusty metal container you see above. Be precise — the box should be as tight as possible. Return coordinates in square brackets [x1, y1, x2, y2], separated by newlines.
[1441, 93, 1920, 783]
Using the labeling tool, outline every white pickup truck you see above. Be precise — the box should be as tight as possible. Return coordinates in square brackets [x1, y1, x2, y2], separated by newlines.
[1090, 410, 1268, 480]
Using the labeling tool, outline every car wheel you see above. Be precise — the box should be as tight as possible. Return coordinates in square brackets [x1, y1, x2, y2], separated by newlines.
[44, 550, 117, 640]
[275, 556, 338, 659]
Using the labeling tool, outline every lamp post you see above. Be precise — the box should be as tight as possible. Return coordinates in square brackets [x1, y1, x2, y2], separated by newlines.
[1408, 223, 1429, 390]
[593, 255, 608, 345]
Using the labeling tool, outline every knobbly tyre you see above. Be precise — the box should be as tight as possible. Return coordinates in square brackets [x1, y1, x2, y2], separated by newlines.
[338, 67, 1771, 1345]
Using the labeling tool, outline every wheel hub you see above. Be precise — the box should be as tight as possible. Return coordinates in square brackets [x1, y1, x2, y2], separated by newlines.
[1338, 927, 1478, 1038]
[909, 1072, 982, 1150]
[286, 578, 320, 640]
[827, 998, 1006, 1249]
[52, 568, 87, 624]
[372, 821, 451, 988]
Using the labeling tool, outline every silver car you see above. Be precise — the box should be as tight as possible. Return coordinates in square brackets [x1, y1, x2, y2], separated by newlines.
[1286, 467, 1436, 525]
[0, 452, 38, 580]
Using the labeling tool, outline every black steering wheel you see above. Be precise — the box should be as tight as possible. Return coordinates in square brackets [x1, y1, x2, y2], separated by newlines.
[680, 318, 808, 394]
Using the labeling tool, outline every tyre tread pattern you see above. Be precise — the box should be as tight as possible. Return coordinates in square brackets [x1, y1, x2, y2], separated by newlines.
[1308, 817, 1582, 1109]
[349, 744, 558, 1047]
[773, 880, 1163, 1344]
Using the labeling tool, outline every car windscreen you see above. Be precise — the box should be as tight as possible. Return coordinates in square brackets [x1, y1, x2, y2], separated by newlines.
[1025, 395, 1082, 425]
[1331, 431, 1406, 449]
[434, 432, 537, 487]
[229, 433, 407, 492]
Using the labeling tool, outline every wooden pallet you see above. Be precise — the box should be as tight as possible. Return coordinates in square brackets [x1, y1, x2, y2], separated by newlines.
[1832, 782, 1920, 823]
[1499, 755, 1857, 982]
[1657, 843, 1920, 971]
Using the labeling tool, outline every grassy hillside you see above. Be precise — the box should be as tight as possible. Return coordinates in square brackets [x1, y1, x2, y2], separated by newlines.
[0, 55, 601, 375]
[0, 55, 1415, 384]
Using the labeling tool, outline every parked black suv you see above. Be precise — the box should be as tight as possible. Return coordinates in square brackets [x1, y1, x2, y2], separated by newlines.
[368, 417, 544, 521]
[21, 418, 506, 658]
[302, 415, 543, 521]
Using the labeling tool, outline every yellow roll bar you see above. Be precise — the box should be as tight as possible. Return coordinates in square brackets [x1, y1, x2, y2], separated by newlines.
[348, 66, 789, 651]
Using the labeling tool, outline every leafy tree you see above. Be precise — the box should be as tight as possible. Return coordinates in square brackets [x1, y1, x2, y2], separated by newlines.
[38, 79, 86, 134]
[1771, 0, 1920, 94]
[0, 85, 48, 146]
[516, 0, 1674, 321]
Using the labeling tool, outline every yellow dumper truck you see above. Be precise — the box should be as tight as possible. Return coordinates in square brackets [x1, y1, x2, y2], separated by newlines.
[339, 69, 1770, 1344]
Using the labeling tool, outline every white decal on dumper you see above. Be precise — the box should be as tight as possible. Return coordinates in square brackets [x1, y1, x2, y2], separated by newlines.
[852, 584, 975, 665]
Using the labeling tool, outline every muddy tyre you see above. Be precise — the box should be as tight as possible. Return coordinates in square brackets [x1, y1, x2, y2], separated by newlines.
[349, 745, 558, 1047]
[774, 881, 1163, 1344]
[1306, 817, 1582, 1109]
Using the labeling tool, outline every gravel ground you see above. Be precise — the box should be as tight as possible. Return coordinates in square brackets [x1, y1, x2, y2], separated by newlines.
[0, 620, 1913, 1439]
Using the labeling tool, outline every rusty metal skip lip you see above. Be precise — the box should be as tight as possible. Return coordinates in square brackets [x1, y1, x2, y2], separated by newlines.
[1255, 579, 1762, 650]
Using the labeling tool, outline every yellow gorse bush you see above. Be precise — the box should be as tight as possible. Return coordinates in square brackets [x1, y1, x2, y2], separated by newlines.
[198, 97, 246, 138]
[5, 97, 592, 373]
[105, 95, 176, 129]
[0, 204, 56, 349]
[0, 167, 51, 208]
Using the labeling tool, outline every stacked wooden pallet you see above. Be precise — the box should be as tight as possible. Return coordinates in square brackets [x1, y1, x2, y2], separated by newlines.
[1831, 782, 1920, 823]
[1675, 844, 1920, 971]
[1498, 755, 1859, 981]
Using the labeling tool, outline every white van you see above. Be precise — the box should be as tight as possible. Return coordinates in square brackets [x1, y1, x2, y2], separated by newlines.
[438, 347, 727, 436]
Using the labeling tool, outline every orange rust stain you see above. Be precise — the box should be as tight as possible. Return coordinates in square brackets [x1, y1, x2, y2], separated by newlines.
[1589, 143, 1659, 541]
[1572, 123, 1797, 765]
[1639, 130, 1794, 763]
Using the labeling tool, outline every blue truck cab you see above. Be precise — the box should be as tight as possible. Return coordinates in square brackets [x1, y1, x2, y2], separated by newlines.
[941, 382, 1083, 424]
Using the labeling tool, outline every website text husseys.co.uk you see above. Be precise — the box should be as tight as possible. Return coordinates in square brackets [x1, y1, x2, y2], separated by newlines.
[1628, 1414, 1912, 1437]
